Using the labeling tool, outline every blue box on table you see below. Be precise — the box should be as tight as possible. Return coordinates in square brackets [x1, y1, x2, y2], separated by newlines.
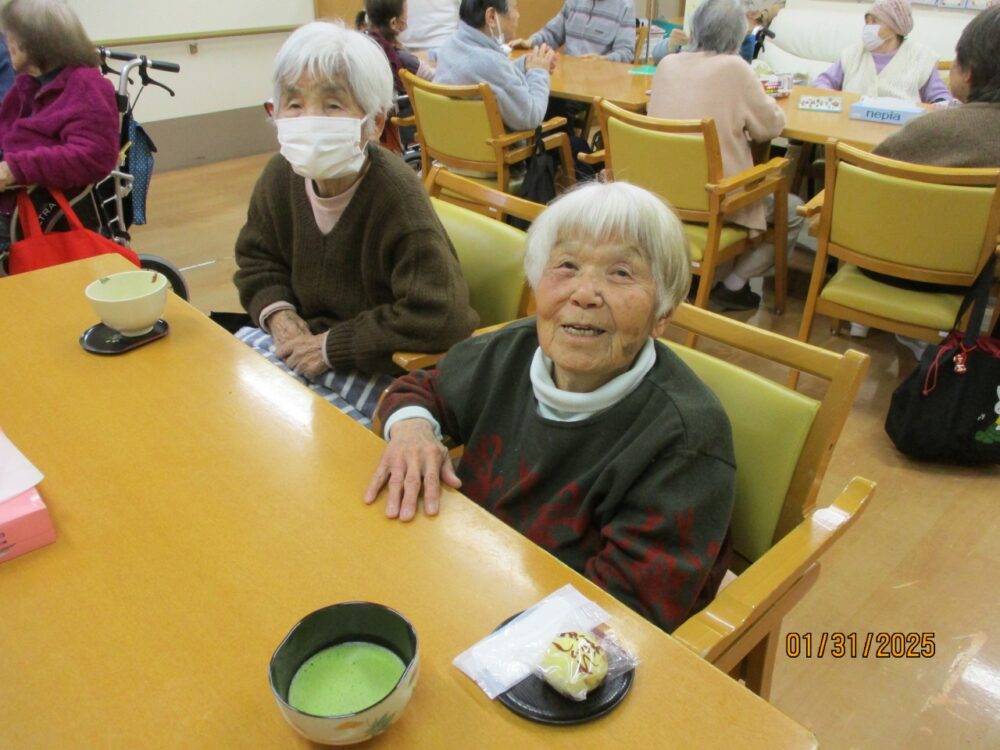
[849, 97, 925, 126]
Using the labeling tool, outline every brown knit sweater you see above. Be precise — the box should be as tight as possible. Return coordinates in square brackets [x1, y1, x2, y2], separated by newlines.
[234, 145, 479, 375]
[873, 102, 1000, 167]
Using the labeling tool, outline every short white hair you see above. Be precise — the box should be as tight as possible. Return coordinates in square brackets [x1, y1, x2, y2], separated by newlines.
[272, 21, 394, 132]
[690, 0, 747, 54]
[523, 182, 691, 317]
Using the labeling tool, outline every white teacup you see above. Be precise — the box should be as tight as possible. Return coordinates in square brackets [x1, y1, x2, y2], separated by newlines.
[85, 270, 168, 337]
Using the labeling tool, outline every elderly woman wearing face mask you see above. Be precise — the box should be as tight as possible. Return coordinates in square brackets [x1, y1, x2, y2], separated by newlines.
[364, 181, 736, 633]
[433, 0, 556, 132]
[234, 21, 478, 426]
[812, 0, 950, 104]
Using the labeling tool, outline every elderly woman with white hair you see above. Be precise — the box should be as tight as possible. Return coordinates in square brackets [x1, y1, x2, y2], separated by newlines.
[651, 0, 781, 64]
[648, 0, 804, 311]
[364, 181, 736, 633]
[234, 21, 478, 426]
[812, 0, 950, 104]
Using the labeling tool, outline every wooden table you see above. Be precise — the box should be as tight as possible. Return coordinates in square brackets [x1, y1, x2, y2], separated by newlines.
[503, 50, 653, 112]
[777, 86, 913, 151]
[0, 256, 818, 749]
[549, 54, 653, 112]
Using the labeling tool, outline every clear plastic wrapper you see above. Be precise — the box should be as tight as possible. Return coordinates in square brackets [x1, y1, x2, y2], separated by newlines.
[453, 585, 639, 702]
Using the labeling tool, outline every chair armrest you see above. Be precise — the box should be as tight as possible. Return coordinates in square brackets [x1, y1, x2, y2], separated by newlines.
[487, 117, 569, 149]
[672, 476, 875, 662]
[798, 190, 825, 218]
[707, 157, 788, 196]
[391, 115, 416, 128]
[539, 116, 569, 134]
[392, 351, 445, 372]
[578, 149, 605, 165]
[391, 320, 524, 373]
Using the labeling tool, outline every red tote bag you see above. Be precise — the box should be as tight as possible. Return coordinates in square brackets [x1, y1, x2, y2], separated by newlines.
[8, 188, 140, 274]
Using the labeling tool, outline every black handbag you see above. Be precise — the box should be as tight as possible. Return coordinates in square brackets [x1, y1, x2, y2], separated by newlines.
[509, 127, 557, 231]
[885, 254, 1000, 464]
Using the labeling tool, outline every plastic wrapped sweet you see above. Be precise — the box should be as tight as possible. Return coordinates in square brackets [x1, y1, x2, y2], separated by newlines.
[540, 631, 609, 700]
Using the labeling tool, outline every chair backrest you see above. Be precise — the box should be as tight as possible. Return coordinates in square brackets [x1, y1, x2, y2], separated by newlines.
[663, 303, 870, 569]
[430, 196, 529, 326]
[596, 99, 723, 218]
[424, 164, 544, 225]
[821, 141, 1000, 286]
[401, 70, 503, 171]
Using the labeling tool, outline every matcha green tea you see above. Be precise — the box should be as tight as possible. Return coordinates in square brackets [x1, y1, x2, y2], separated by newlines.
[288, 642, 406, 716]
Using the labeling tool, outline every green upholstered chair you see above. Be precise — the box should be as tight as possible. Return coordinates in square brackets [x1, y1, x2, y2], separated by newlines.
[664, 302, 873, 699]
[796, 140, 1000, 366]
[589, 99, 792, 316]
[392, 168, 542, 372]
[400, 70, 575, 202]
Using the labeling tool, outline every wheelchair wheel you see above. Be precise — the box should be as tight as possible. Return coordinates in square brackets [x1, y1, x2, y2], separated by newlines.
[139, 253, 189, 301]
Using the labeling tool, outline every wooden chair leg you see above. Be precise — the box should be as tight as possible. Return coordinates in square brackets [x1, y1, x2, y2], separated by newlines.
[772, 189, 789, 316]
[742, 630, 778, 700]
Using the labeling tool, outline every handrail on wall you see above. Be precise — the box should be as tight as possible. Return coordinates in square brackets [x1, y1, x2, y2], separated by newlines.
[94, 25, 298, 48]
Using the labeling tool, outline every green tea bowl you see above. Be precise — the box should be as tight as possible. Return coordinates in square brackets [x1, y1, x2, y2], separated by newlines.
[269, 602, 419, 745]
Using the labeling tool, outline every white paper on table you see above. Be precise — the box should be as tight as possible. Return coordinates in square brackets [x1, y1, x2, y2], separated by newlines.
[452, 584, 611, 699]
[0, 430, 44, 503]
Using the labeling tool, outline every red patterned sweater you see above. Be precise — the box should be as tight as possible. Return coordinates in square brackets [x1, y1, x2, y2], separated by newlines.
[378, 319, 736, 632]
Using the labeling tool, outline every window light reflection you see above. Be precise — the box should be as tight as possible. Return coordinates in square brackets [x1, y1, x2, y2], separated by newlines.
[235, 359, 317, 438]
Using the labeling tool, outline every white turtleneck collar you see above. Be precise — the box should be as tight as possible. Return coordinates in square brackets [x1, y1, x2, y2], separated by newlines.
[529, 338, 656, 422]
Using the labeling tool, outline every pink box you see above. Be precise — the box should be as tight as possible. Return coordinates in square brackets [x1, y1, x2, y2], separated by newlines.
[0, 487, 56, 563]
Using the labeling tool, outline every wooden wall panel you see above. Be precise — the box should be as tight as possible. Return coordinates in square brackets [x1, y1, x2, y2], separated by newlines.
[314, 0, 362, 23]
[313, 1, 565, 37]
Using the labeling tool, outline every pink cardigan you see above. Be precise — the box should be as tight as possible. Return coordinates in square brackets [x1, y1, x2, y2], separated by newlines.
[647, 51, 784, 231]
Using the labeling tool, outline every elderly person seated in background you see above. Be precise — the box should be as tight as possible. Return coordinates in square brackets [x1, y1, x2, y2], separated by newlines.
[874, 6, 1000, 168]
[847, 5, 1000, 359]
[0, 0, 118, 249]
[648, 0, 804, 311]
[364, 0, 435, 95]
[364, 181, 736, 633]
[234, 21, 478, 426]
[812, 0, 950, 104]
[652, 0, 781, 65]
[510, 0, 635, 63]
[434, 0, 556, 132]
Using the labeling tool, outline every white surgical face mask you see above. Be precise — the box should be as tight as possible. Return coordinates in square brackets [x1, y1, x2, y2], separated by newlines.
[275, 115, 367, 181]
[492, 17, 506, 46]
[862, 24, 884, 52]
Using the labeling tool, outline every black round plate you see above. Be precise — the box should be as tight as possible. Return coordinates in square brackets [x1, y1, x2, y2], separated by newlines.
[80, 320, 169, 355]
[493, 613, 634, 725]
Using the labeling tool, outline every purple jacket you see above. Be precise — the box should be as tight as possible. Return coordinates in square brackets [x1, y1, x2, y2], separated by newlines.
[0, 66, 119, 214]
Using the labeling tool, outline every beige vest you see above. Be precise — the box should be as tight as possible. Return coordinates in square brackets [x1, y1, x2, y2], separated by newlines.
[840, 40, 938, 103]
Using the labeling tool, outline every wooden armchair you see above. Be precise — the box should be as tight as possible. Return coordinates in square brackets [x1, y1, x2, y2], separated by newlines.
[661, 303, 872, 698]
[584, 99, 791, 317]
[392, 167, 543, 372]
[796, 140, 1000, 379]
[400, 70, 575, 198]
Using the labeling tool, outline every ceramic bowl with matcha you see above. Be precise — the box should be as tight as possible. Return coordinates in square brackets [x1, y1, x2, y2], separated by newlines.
[269, 602, 419, 745]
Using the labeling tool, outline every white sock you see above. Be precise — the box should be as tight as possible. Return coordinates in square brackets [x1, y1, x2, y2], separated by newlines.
[723, 273, 745, 292]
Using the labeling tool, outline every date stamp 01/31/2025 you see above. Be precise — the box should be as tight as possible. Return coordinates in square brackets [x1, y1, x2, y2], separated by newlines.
[785, 632, 936, 659]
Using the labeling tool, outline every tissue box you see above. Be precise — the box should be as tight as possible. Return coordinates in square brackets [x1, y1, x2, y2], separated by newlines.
[0, 487, 56, 563]
[849, 97, 925, 126]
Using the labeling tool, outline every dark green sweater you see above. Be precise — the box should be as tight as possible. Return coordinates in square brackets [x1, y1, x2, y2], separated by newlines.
[380, 319, 736, 632]
[234, 145, 479, 374]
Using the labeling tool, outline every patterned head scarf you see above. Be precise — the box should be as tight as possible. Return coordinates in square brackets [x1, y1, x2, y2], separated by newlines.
[868, 0, 914, 36]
